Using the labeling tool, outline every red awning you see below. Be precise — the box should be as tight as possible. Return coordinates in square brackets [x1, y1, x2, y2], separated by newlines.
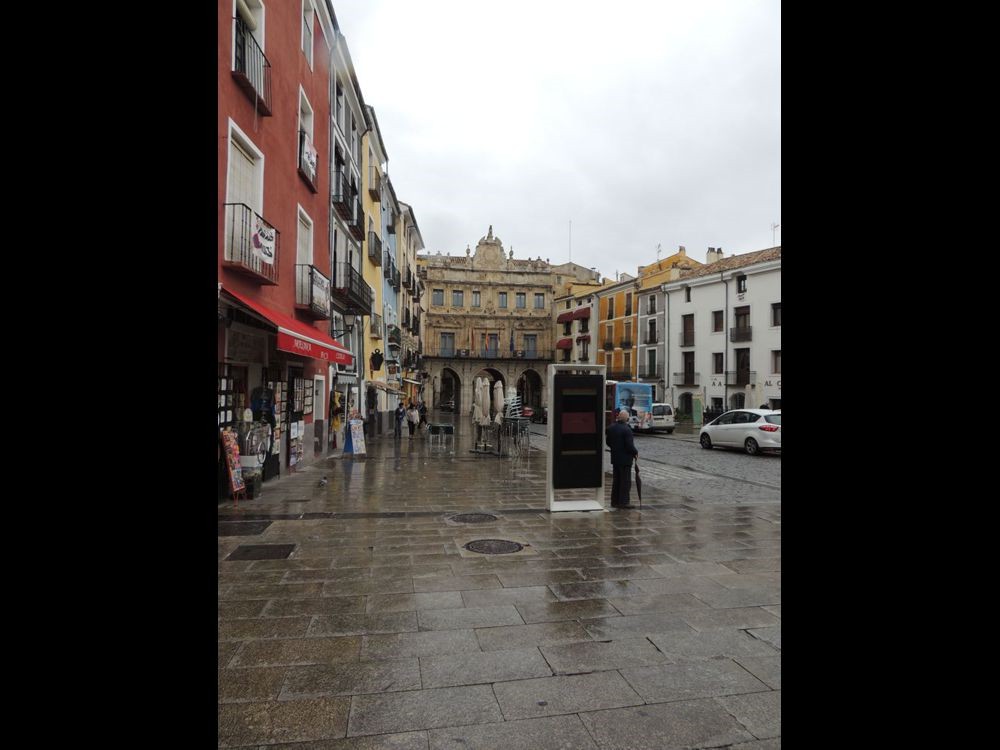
[556, 311, 574, 323]
[556, 338, 573, 350]
[572, 307, 591, 319]
[576, 334, 591, 342]
[222, 287, 354, 366]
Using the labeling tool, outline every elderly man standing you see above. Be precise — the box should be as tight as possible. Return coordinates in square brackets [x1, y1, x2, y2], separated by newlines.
[606, 409, 639, 509]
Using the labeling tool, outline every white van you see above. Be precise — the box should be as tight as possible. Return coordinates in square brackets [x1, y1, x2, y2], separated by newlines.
[649, 403, 675, 433]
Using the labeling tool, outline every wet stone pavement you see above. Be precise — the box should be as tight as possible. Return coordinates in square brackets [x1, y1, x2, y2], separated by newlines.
[218, 418, 780, 749]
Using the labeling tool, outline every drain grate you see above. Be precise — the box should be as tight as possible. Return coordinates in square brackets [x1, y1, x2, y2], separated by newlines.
[226, 544, 296, 561]
[450, 513, 499, 524]
[464, 539, 524, 555]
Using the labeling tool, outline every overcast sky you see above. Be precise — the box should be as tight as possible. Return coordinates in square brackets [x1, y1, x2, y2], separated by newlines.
[333, 0, 780, 279]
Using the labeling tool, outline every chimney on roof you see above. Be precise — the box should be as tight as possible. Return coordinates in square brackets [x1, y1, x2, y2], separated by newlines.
[706, 246, 724, 264]
[678, 245, 686, 256]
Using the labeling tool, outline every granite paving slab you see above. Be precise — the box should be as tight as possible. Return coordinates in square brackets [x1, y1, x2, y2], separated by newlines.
[577, 697, 755, 750]
[747, 625, 781, 650]
[632, 576, 731, 596]
[460, 586, 557, 608]
[493, 670, 644, 720]
[734, 654, 781, 689]
[680, 607, 781, 632]
[691, 586, 782, 609]
[231, 637, 362, 667]
[474, 621, 592, 651]
[646, 629, 780, 661]
[361, 629, 482, 660]
[219, 600, 270, 619]
[427, 715, 598, 750]
[417, 605, 524, 631]
[365, 591, 465, 613]
[262, 732, 431, 749]
[264, 597, 367, 617]
[309, 612, 418, 637]
[280, 659, 421, 699]
[548, 580, 644, 601]
[419, 647, 552, 689]
[218, 616, 313, 641]
[540, 636, 667, 674]
[718, 690, 781, 739]
[411, 574, 503, 593]
[514, 598, 621, 624]
[218, 667, 287, 703]
[219, 641, 242, 669]
[604, 593, 708, 616]
[347, 685, 503, 736]
[218, 696, 351, 747]
[620, 656, 769, 702]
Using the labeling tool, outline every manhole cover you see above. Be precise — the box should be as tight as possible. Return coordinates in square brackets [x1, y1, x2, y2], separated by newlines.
[463, 539, 524, 555]
[450, 513, 498, 524]
[226, 544, 296, 561]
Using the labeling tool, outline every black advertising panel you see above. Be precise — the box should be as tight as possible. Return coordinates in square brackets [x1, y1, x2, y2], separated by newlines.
[552, 373, 604, 489]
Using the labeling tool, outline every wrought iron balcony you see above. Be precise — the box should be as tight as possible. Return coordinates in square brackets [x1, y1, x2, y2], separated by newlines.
[369, 312, 383, 338]
[368, 166, 382, 199]
[223, 203, 279, 285]
[402, 308, 411, 329]
[232, 17, 272, 115]
[383, 254, 394, 279]
[730, 326, 753, 342]
[643, 332, 659, 344]
[332, 170, 352, 219]
[602, 340, 614, 351]
[411, 313, 420, 335]
[679, 332, 694, 347]
[639, 364, 663, 379]
[621, 338, 633, 349]
[387, 325, 402, 347]
[608, 370, 633, 381]
[368, 231, 382, 265]
[673, 371, 700, 386]
[391, 268, 401, 291]
[331, 262, 373, 314]
[298, 129, 318, 192]
[725, 370, 756, 386]
[295, 264, 330, 318]
[348, 200, 365, 241]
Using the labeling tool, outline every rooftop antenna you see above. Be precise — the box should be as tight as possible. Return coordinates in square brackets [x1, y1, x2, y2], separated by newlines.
[771, 222, 780, 246]
[656, 243, 662, 262]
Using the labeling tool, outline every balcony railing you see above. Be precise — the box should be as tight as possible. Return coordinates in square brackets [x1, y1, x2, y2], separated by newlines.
[730, 326, 753, 342]
[368, 166, 382, 199]
[383, 253, 394, 279]
[369, 312, 383, 337]
[391, 268, 401, 291]
[639, 364, 663, 379]
[643, 332, 659, 344]
[680, 332, 695, 347]
[602, 340, 614, 351]
[348, 199, 365, 240]
[232, 17, 272, 115]
[411, 313, 420, 335]
[608, 370, 633, 381]
[295, 264, 330, 318]
[331, 170, 352, 218]
[621, 338, 633, 349]
[387, 325, 402, 347]
[673, 371, 700, 386]
[368, 231, 382, 265]
[725, 370, 756, 386]
[402, 309, 411, 329]
[420, 346, 551, 360]
[331, 262, 373, 314]
[298, 130, 318, 192]
[223, 203, 279, 285]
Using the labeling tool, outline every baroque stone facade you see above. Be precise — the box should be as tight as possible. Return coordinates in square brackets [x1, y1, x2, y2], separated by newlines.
[417, 227, 599, 413]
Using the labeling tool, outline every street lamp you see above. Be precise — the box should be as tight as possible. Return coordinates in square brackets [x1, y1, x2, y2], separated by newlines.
[331, 310, 356, 337]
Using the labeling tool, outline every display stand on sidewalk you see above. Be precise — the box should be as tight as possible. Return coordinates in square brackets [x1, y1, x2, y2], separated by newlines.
[221, 429, 248, 507]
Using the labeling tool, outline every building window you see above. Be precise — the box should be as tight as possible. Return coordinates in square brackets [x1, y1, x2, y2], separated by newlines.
[623, 352, 631, 375]
[581, 340, 589, 359]
[432, 289, 444, 306]
[606, 323, 613, 344]
[499, 292, 508, 309]
[737, 275, 747, 293]
[685, 286, 691, 302]
[301, 1, 314, 68]
[516, 292, 526, 308]
[647, 296, 656, 314]
[440, 332, 455, 357]
[534, 293, 544, 308]
[713, 353, 724, 374]
[625, 293, 632, 316]
[735, 306, 750, 330]
[335, 79, 344, 133]
[607, 298, 615, 319]
[646, 348, 656, 374]
[524, 335, 537, 356]
[471, 290, 481, 307]
[713, 310, 723, 332]
[772, 350, 781, 374]
[566, 300, 571, 309]
[226, 122, 264, 217]
[297, 207, 313, 264]
[772, 303, 782, 326]
[452, 290, 464, 307]
[563, 322, 572, 335]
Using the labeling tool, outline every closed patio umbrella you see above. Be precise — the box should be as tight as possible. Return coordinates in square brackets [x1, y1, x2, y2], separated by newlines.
[633, 457, 642, 509]
[492, 380, 505, 424]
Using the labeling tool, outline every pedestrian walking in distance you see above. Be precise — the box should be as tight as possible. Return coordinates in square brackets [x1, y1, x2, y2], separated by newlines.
[606, 408, 638, 508]
[406, 403, 420, 438]
[393, 402, 406, 439]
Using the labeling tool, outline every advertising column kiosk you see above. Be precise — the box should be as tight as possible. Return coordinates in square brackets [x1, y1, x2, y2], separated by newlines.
[546, 364, 606, 512]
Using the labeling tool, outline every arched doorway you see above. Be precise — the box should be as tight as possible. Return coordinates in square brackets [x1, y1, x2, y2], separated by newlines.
[517, 369, 543, 409]
[679, 391, 693, 416]
[440, 368, 461, 412]
[473, 367, 505, 417]
[729, 392, 745, 409]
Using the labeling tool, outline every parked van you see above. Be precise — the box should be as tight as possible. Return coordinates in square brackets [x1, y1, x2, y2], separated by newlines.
[648, 403, 675, 433]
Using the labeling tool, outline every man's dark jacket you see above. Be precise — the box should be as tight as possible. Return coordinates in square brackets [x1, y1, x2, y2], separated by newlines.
[606, 422, 638, 467]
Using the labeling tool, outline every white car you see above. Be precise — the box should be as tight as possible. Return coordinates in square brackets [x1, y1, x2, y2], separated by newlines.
[647, 403, 675, 433]
[699, 409, 781, 455]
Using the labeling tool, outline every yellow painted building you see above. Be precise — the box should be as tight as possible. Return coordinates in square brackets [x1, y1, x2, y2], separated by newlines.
[595, 279, 638, 380]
